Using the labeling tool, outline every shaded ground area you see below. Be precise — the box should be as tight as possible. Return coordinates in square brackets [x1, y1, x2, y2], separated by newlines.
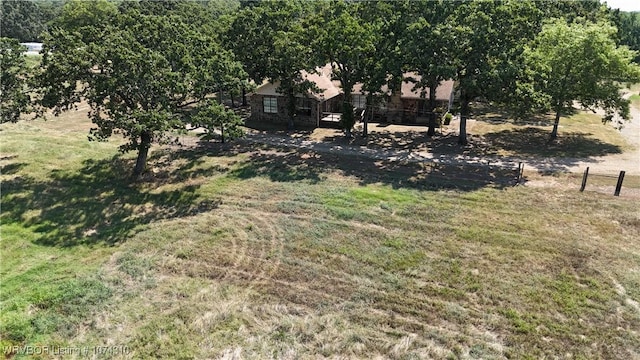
[172, 140, 521, 191]
[239, 100, 638, 176]
[482, 127, 622, 158]
[1, 155, 222, 247]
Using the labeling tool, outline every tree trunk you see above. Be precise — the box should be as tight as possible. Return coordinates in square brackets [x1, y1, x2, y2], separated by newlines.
[221, 124, 225, 144]
[363, 94, 372, 138]
[550, 110, 561, 141]
[427, 113, 437, 137]
[458, 95, 469, 145]
[342, 101, 354, 138]
[133, 131, 151, 177]
[242, 87, 247, 106]
[287, 90, 296, 130]
[427, 81, 438, 137]
[231, 93, 235, 108]
[341, 83, 355, 138]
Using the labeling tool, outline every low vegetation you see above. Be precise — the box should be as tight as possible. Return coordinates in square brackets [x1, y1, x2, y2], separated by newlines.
[1, 110, 639, 359]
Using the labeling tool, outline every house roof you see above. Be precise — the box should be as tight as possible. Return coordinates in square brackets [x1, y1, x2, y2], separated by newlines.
[352, 74, 454, 101]
[253, 64, 341, 101]
[400, 75, 455, 101]
[253, 65, 454, 102]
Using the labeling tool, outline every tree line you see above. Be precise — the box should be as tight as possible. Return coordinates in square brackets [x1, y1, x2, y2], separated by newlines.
[1, 0, 639, 177]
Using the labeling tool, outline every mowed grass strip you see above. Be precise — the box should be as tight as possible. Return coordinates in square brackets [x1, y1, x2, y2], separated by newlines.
[1, 113, 639, 359]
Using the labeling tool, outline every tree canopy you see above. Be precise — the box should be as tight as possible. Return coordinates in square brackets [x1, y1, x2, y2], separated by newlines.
[318, 1, 376, 136]
[227, 0, 320, 129]
[38, 4, 247, 176]
[405, 0, 456, 136]
[1, 38, 33, 123]
[522, 18, 640, 139]
[0, 0, 46, 42]
[612, 10, 640, 63]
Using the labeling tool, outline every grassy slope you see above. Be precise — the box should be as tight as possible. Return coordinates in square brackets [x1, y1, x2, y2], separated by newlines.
[1, 114, 639, 359]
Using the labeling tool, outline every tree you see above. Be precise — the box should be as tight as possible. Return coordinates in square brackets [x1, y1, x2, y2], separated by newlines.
[319, 1, 376, 137]
[612, 10, 640, 63]
[357, 0, 413, 137]
[226, 4, 271, 104]
[228, 1, 319, 129]
[448, 0, 544, 145]
[191, 100, 243, 143]
[1, 38, 32, 123]
[405, 0, 456, 137]
[523, 18, 640, 140]
[0, 0, 46, 42]
[447, 0, 499, 145]
[38, 7, 247, 177]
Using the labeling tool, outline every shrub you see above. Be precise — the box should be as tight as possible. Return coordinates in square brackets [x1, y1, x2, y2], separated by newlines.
[443, 112, 453, 125]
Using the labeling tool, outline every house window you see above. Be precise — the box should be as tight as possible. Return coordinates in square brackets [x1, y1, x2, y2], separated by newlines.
[296, 97, 312, 116]
[352, 94, 367, 109]
[263, 97, 278, 113]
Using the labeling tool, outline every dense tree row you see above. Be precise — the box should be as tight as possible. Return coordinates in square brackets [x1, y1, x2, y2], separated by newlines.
[222, 0, 639, 144]
[1, 0, 639, 176]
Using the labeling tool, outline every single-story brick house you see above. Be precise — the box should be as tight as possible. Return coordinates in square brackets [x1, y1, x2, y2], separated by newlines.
[250, 64, 455, 127]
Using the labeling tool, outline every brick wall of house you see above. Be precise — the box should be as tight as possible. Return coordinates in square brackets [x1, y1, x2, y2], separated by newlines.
[250, 94, 319, 127]
[250, 92, 451, 127]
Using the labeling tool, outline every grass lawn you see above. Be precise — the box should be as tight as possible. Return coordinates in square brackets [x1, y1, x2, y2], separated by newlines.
[1, 112, 639, 359]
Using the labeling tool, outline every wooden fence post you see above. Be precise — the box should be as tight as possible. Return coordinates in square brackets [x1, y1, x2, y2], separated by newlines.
[515, 162, 524, 184]
[580, 167, 589, 192]
[614, 171, 625, 196]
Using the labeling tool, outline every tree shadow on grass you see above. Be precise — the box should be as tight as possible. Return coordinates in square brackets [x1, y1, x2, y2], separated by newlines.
[482, 127, 623, 158]
[1, 155, 222, 247]
[472, 102, 578, 126]
[227, 145, 519, 191]
[321, 130, 501, 159]
[0, 162, 27, 175]
[229, 148, 326, 184]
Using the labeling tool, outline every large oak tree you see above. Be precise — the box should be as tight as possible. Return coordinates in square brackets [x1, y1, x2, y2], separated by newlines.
[405, 0, 456, 137]
[38, 5, 247, 176]
[318, 1, 376, 137]
[228, 0, 319, 129]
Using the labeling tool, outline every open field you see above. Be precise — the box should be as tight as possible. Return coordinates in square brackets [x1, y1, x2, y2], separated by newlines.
[1, 111, 639, 359]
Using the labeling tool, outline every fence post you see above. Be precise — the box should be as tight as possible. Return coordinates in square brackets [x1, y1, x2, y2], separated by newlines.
[614, 171, 625, 196]
[515, 162, 523, 184]
[580, 167, 589, 192]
